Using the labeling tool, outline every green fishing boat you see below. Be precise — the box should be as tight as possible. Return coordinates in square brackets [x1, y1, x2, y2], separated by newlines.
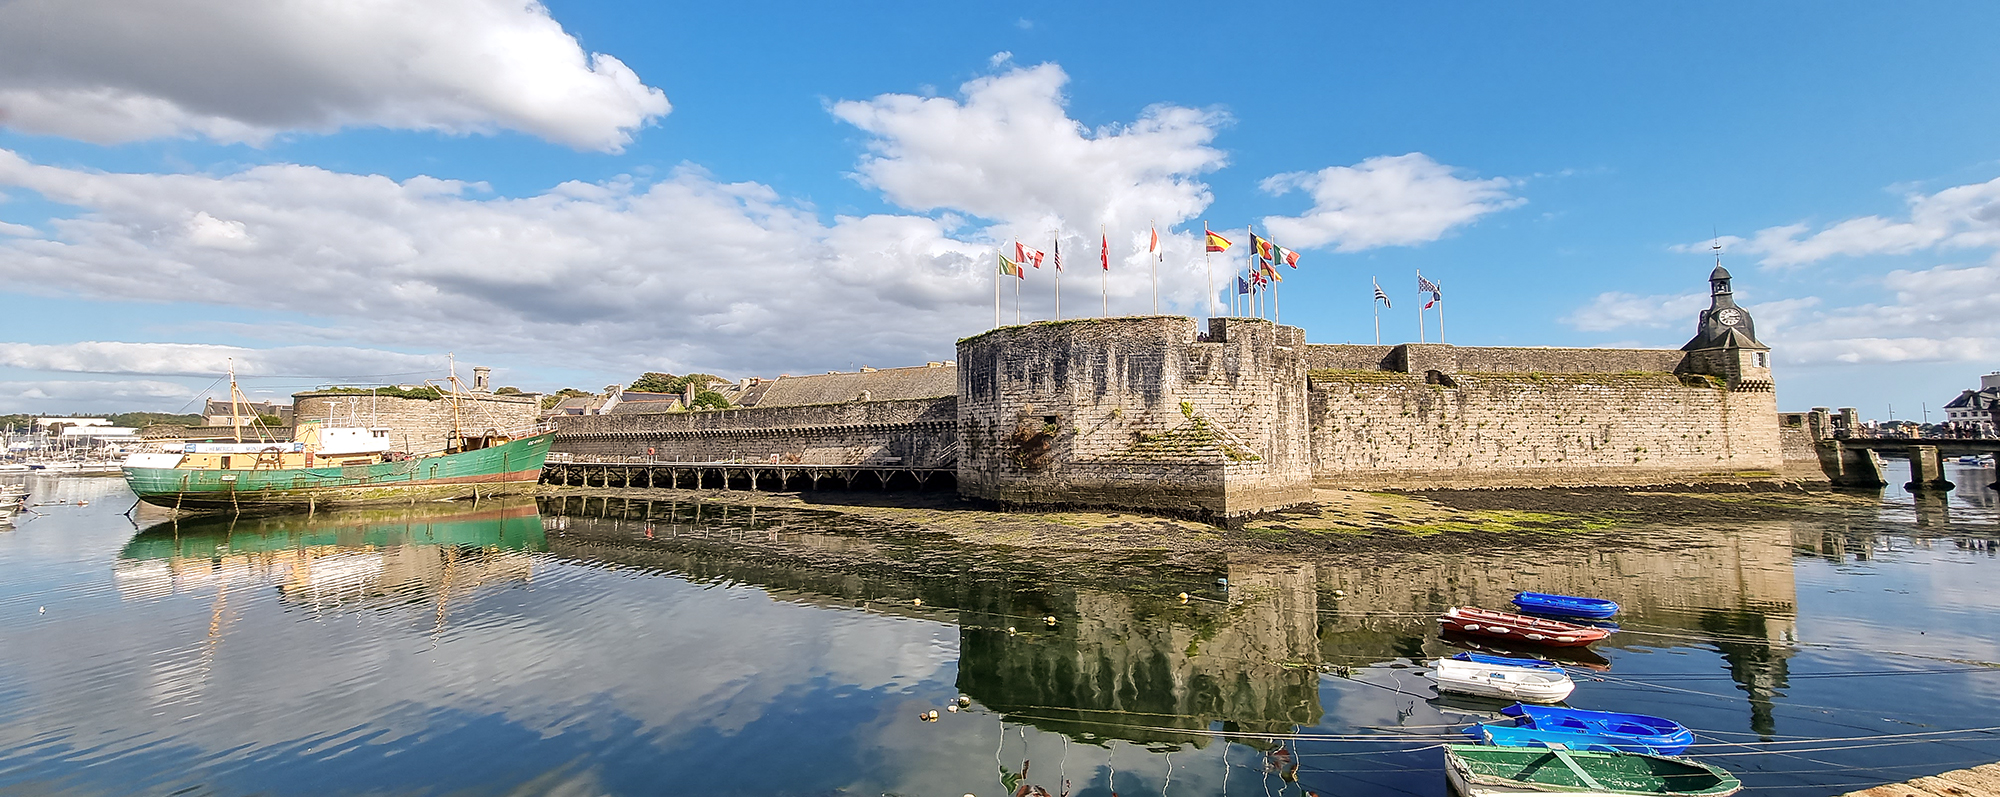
[122, 427, 552, 513]
[1444, 744, 1741, 796]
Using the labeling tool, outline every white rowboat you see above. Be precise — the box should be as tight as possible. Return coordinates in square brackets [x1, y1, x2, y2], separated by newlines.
[1429, 657, 1575, 704]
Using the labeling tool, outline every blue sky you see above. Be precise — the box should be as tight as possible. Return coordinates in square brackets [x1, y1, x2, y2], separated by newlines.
[1, 1, 1997, 421]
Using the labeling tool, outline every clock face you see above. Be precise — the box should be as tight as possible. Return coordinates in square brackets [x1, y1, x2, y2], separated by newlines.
[1717, 308, 1742, 327]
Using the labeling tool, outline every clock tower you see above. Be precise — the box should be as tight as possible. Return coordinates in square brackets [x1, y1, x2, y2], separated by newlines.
[1681, 263, 1772, 390]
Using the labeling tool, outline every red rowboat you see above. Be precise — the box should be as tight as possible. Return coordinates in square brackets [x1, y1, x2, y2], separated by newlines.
[1437, 607, 1610, 647]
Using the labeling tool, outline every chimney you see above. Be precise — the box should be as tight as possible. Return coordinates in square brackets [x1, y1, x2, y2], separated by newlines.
[472, 366, 491, 392]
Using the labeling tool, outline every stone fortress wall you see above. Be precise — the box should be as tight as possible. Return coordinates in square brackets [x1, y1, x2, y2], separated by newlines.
[293, 390, 539, 455]
[955, 316, 1314, 518]
[1305, 343, 1782, 489]
[551, 268, 1786, 517]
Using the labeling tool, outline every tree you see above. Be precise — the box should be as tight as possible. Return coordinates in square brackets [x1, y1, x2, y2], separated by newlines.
[689, 390, 730, 410]
[629, 372, 726, 395]
[628, 372, 679, 393]
[541, 388, 591, 410]
[494, 386, 523, 395]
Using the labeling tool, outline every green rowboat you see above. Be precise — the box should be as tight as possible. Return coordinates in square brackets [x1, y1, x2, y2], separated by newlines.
[1444, 743, 1741, 796]
[123, 431, 553, 513]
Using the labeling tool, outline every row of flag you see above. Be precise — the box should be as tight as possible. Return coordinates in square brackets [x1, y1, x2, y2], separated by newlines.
[993, 225, 1444, 307]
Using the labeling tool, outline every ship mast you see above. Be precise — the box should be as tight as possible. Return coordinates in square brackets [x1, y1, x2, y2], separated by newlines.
[229, 358, 242, 444]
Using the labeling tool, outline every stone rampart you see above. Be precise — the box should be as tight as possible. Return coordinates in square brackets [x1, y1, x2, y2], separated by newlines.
[293, 391, 538, 454]
[1307, 370, 1782, 488]
[956, 316, 1313, 518]
[1305, 343, 1686, 375]
[553, 397, 957, 466]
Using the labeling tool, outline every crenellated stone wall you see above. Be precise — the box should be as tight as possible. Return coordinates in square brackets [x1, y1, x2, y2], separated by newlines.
[955, 316, 1314, 518]
[553, 397, 957, 466]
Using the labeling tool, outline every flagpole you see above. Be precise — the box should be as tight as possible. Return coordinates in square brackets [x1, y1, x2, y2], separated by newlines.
[1417, 270, 1425, 343]
[995, 250, 1002, 329]
[1373, 279, 1381, 345]
[1150, 219, 1159, 315]
[1100, 224, 1108, 317]
[1272, 234, 1281, 326]
[1247, 224, 1256, 320]
[1053, 231, 1062, 321]
[1203, 222, 1213, 320]
[1439, 288, 1446, 344]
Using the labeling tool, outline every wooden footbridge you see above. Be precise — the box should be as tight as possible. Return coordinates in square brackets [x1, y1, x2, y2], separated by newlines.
[541, 457, 956, 492]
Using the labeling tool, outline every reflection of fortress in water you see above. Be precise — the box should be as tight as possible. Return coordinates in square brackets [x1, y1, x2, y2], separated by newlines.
[536, 496, 1807, 742]
[114, 500, 547, 608]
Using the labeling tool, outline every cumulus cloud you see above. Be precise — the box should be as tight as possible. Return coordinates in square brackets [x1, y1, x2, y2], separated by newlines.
[0, 62, 1240, 383]
[0, 0, 669, 151]
[1773, 263, 2000, 364]
[0, 342, 441, 379]
[1564, 262, 1998, 366]
[1690, 176, 2000, 268]
[1259, 153, 1524, 251]
[831, 63, 1227, 241]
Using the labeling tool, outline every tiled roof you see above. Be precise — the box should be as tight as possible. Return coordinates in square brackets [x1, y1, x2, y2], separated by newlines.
[608, 392, 684, 414]
[747, 364, 956, 408]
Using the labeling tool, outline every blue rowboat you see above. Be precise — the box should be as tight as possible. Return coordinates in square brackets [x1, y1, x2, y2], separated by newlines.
[1512, 591, 1620, 620]
[1498, 704, 1694, 755]
[1453, 652, 1562, 671]
[1466, 723, 1673, 754]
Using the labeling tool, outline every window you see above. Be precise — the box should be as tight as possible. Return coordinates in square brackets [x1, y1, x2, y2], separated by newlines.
[1753, 352, 1768, 368]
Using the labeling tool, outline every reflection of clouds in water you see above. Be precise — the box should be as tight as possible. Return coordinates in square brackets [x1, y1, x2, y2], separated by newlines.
[2, 553, 970, 784]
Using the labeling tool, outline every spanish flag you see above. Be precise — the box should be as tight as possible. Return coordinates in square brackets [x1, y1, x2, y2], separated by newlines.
[1205, 228, 1233, 253]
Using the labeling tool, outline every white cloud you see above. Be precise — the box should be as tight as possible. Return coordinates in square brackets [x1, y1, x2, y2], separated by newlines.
[0, 0, 669, 151]
[1771, 263, 1999, 365]
[0, 62, 1240, 384]
[1563, 262, 1998, 366]
[1689, 176, 2000, 268]
[1562, 291, 1705, 333]
[0, 379, 197, 403]
[1259, 153, 1524, 251]
[0, 342, 441, 379]
[830, 63, 1227, 240]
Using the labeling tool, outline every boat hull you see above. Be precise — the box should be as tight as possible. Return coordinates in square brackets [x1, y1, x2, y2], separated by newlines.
[1440, 607, 1611, 647]
[1513, 591, 1621, 620]
[123, 433, 552, 513]
[1444, 744, 1740, 796]
[1431, 659, 1576, 704]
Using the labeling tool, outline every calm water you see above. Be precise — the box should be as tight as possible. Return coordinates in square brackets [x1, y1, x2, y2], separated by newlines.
[0, 462, 1995, 796]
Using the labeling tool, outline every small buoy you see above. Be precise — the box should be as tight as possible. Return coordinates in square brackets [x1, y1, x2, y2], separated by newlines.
[1332, 589, 1346, 598]
[38, 606, 45, 614]
[927, 710, 940, 720]
[1044, 615, 1056, 625]
[912, 598, 922, 606]
[957, 696, 971, 706]
[946, 704, 958, 713]
[1006, 626, 1016, 634]
[1178, 592, 1189, 604]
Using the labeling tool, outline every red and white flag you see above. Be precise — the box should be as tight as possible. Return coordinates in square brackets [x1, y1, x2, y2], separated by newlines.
[1015, 242, 1045, 269]
[1100, 234, 1109, 270]
[1148, 227, 1159, 256]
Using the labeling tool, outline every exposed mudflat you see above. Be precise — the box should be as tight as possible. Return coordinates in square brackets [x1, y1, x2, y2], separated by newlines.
[537, 480, 1869, 570]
